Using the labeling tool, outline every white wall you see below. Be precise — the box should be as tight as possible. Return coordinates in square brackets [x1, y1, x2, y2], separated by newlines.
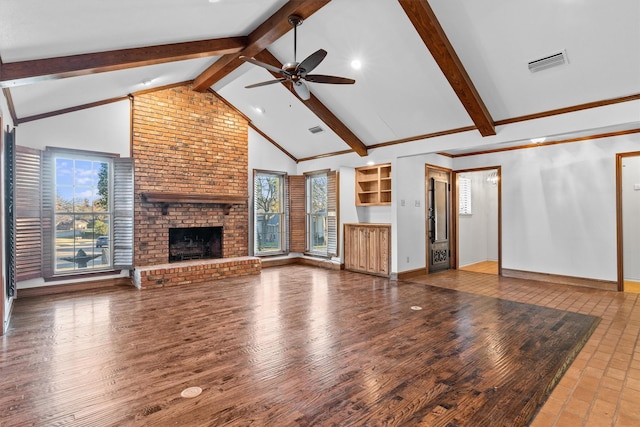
[622, 155, 640, 281]
[298, 131, 638, 282]
[16, 101, 130, 155]
[454, 133, 640, 282]
[16, 101, 131, 289]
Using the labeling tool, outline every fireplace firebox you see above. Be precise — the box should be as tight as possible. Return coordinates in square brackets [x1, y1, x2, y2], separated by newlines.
[168, 227, 222, 262]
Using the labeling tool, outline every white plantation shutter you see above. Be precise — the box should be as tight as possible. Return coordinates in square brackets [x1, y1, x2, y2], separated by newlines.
[113, 158, 134, 269]
[459, 177, 472, 215]
[288, 175, 305, 253]
[327, 171, 338, 257]
[15, 146, 43, 281]
[41, 149, 55, 277]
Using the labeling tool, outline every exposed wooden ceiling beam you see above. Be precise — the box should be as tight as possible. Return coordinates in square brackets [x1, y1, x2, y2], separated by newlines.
[253, 50, 368, 157]
[397, 0, 495, 136]
[0, 37, 247, 88]
[192, 0, 331, 91]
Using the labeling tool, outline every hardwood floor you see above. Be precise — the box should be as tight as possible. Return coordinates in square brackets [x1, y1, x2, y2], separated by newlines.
[459, 260, 498, 275]
[0, 267, 609, 426]
[625, 280, 640, 294]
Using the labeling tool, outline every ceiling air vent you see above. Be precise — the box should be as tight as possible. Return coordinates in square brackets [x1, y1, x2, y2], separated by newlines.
[528, 51, 567, 73]
[308, 126, 324, 134]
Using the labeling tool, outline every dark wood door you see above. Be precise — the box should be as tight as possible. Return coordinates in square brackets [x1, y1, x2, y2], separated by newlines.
[427, 168, 451, 273]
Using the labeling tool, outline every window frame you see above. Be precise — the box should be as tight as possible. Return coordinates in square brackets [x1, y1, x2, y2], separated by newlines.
[305, 171, 329, 257]
[41, 147, 133, 279]
[51, 150, 114, 274]
[253, 169, 288, 256]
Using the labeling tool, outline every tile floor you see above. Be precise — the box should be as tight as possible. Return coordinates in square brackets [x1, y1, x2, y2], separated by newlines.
[410, 268, 640, 427]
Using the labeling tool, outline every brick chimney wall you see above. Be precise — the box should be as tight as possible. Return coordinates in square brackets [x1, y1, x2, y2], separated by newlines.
[132, 86, 249, 267]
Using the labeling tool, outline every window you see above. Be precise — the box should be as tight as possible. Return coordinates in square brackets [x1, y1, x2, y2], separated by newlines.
[459, 176, 472, 215]
[306, 172, 328, 256]
[36, 147, 134, 278]
[253, 171, 287, 255]
[53, 154, 113, 272]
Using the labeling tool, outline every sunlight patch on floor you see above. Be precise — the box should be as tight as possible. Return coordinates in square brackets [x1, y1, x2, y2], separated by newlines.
[460, 260, 498, 275]
[624, 280, 640, 293]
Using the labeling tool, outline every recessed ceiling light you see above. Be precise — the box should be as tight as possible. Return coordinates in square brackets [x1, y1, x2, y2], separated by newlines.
[366, 160, 375, 166]
[254, 106, 265, 114]
[531, 137, 546, 144]
[350, 59, 362, 70]
[141, 79, 154, 86]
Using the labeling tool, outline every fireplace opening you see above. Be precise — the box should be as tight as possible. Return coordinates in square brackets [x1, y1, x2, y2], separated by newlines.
[169, 226, 222, 262]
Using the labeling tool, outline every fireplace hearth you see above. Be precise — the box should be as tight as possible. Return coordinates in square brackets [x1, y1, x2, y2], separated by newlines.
[169, 227, 222, 262]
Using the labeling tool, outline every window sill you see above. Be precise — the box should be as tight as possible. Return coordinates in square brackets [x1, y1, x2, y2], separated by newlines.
[44, 269, 123, 282]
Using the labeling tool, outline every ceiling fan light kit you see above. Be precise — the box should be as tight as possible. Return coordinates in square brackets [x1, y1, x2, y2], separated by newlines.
[240, 14, 355, 101]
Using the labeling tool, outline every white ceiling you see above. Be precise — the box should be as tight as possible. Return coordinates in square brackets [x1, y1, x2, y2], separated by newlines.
[2, 0, 639, 160]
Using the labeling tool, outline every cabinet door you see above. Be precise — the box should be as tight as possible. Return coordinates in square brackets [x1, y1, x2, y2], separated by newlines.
[344, 225, 359, 270]
[377, 226, 390, 275]
[357, 226, 369, 271]
[367, 227, 379, 273]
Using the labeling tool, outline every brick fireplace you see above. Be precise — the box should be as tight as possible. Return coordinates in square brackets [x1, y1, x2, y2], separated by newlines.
[131, 85, 260, 288]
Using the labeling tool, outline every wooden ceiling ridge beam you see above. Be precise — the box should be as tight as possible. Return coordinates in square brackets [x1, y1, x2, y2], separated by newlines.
[0, 37, 248, 88]
[397, 0, 495, 137]
[192, 0, 331, 91]
[253, 49, 368, 157]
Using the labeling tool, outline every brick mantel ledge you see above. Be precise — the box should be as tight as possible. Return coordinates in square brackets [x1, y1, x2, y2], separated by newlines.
[133, 256, 261, 289]
[140, 192, 248, 215]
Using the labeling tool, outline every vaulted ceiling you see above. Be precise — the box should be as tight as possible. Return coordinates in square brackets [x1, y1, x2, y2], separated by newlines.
[1, 0, 639, 161]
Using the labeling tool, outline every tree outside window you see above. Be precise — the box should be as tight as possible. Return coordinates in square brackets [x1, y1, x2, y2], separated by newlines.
[307, 172, 328, 256]
[54, 156, 112, 272]
[254, 172, 286, 255]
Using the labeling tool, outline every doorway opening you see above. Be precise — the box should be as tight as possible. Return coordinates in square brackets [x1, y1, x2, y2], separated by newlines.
[617, 152, 640, 292]
[454, 167, 501, 276]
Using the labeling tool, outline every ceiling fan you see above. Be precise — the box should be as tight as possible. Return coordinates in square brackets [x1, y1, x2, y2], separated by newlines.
[239, 14, 355, 101]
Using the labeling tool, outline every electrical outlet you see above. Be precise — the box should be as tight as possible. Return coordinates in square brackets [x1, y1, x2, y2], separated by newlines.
[414, 200, 420, 207]
[406, 256, 410, 263]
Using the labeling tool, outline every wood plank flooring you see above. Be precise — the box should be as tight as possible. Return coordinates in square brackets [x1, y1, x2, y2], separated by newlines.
[459, 260, 498, 275]
[624, 280, 640, 293]
[1, 267, 599, 426]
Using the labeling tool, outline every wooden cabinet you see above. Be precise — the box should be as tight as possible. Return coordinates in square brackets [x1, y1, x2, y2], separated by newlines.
[344, 223, 391, 276]
[355, 163, 391, 206]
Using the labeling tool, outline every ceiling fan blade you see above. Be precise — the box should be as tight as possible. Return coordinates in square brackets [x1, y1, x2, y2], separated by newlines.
[304, 74, 355, 84]
[245, 78, 287, 89]
[293, 81, 310, 100]
[296, 49, 327, 76]
[240, 56, 289, 76]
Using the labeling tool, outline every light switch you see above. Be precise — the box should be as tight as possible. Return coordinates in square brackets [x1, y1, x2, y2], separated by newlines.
[634, 184, 640, 191]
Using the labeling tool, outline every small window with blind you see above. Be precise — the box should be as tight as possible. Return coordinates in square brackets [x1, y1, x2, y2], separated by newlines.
[459, 176, 472, 215]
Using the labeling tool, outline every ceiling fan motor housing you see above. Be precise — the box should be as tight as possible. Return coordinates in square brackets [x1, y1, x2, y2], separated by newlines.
[239, 13, 355, 101]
